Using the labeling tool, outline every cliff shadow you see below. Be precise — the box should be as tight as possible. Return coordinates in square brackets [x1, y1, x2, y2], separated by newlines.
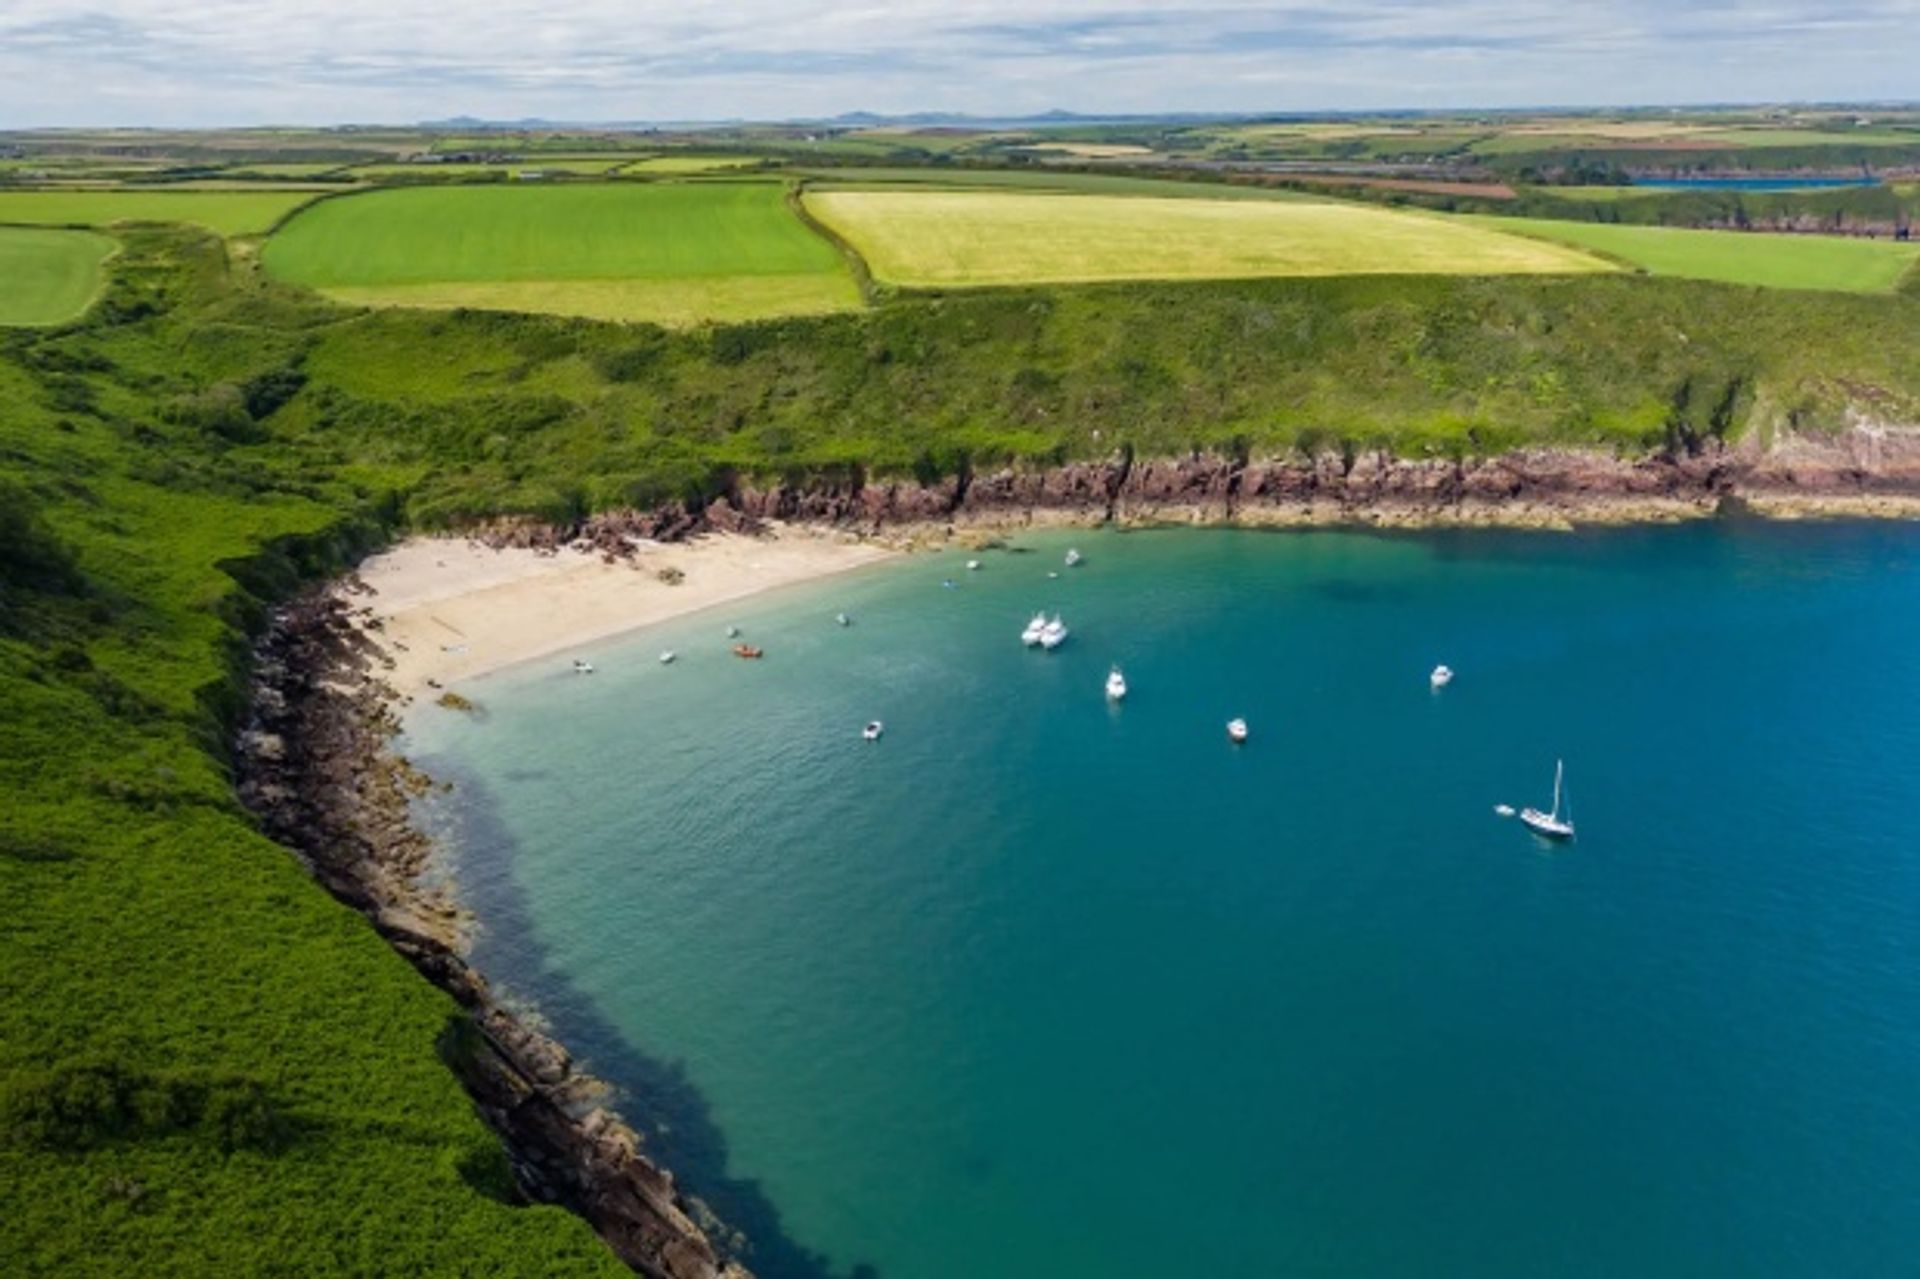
[415, 755, 881, 1279]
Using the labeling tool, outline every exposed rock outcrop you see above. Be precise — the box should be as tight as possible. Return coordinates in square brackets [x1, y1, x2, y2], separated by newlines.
[463, 426, 1920, 559]
[237, 595, 750, 1279]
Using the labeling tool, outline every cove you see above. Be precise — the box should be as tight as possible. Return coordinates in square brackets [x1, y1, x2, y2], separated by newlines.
[408, 521, 1920, 1278]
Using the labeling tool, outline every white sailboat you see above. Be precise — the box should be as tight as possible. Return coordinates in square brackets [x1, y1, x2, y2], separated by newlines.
[1519, 759, 1576, 840]
[1039, 615, 1069, 650]
[1021, 612, 1048, 646]
[1064, 548, 1083, 567]
[1105, 666, 1127, 701]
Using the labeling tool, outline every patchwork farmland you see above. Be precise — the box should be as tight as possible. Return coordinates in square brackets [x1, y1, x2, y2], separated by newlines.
[1465, 216, 1920, 292]
[804, 190, 1614, 289]
[0, 228, 116, 325]
[261, 181, 862, 325]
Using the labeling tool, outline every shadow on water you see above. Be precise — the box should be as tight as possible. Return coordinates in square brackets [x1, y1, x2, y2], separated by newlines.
[417, 755, 881, 1279]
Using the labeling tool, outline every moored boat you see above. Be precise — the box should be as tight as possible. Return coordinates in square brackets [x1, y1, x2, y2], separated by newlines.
[863, 720, 884, 741]
[1021, 612, 1048, 646]
[1227, 717, 1249, 743]
[732, 644, 763, 659]
[1105, 666, 1128, 701]
[1065, 548, 1083, 567]
[1040, 615, 1069, 650]
[1430, 664, 1454, 689]
[658, 650, 675, 665]
[1519, 760, 1575, 840]
[572, 659, 595, 674]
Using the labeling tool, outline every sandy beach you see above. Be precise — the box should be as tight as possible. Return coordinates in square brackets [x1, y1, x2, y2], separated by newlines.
[349, 525, 896, 696]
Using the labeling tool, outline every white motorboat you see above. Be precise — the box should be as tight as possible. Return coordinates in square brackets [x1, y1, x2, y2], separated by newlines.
[1430, 664, 1455, 689]
[1065, 548, 1083, 567]
[1519, 760, 1576, 840]
[1105, 666, 1128, 701]
[967, 559, 982, 571]
[1021, 612, 1048, 646]
[1227, 717, 1249, 744]
[836, 612, 851, 627]
[863, 721, 884, 741]
[1493, 804, 1516, 818]
[572, 659, 595, 675]
[726, 624, 740, 638]
[1039, 615, 1069, 650]
[658, 650, 676, 665]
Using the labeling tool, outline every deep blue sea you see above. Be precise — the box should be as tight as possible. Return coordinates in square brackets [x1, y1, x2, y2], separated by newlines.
[409, 521, 1920, 1278]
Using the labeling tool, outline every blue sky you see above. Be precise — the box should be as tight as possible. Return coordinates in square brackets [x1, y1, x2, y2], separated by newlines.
[1, 0, 1914, 127]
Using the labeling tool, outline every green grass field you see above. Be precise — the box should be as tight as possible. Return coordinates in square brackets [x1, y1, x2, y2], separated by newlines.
[348, 158, 634, 177]
[1463, 216, 1920, 292]
[0, 190, 319, 236]
[0, 228, 115, 325]
[806, 190, 1613, 288]
[262, 182, 859, 325]
[803, 167, 1315, 200]
[620, 155, 765, 174]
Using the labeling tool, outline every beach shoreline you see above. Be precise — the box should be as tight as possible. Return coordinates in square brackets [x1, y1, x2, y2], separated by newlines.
[348, 524, 898, 697]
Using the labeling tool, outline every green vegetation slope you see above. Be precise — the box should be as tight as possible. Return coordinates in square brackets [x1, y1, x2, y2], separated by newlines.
[4, 223, 1919, 1276]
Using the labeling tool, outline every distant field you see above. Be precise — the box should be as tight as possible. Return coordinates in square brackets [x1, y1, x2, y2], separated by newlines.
[263, 182, 859, 325]
[0, 190, 318, 235]
[804, 168, 1315, 200]
[1518, 186, 1664, 201]
[621, 155, 765, 174]
[1463, 216, 1920, 292]
[0, 228, 115, 325]
[350, 157, 634, 177]
[806, 190, 1612, 288]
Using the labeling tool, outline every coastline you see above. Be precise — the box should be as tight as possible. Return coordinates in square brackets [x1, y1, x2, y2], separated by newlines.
[237, 432, 1920, 1277]
[352, 525, 897, 697]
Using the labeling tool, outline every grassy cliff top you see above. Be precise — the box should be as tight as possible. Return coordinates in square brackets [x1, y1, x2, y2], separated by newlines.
[2, 225, 1917, 1275]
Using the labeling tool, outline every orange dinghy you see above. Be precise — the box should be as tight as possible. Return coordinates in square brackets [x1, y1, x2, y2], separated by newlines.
[732, 644, 764, 659]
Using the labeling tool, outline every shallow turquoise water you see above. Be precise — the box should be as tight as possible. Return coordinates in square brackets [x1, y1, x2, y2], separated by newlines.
[410, 522, 1920, 1278]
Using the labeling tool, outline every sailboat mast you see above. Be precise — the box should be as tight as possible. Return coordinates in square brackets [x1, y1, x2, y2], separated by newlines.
[1552, 759, 1564, 820]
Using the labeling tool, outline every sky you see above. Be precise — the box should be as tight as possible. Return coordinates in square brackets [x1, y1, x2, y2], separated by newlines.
[1, 0, 1915, 128]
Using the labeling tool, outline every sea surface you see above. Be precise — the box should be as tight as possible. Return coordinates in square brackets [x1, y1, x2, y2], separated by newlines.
[408, 521, 1920, 1279]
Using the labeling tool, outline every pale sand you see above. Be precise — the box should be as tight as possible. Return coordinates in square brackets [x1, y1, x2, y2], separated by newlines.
[350, 526, 896, 696]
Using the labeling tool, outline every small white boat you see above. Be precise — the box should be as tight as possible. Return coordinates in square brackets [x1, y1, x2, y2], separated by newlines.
[725, 624, 740, 638]
[1065, 548, 1083, 568]
[658, 650, 676, 665]
[1105, 666, 1128, 701]
[1519, 760, 1576, 840]
[572, 659, 595, 675]
[967, 559, 982, 571]
[1430, 664, 1454, 689]
[836, 612, 851, 627]
[1493, 803, 1516, 818]
[1020, 612, 1048, 646]
[1039, 615, 1069, 650]
[862, 721, 884, 741]
[1227, 717, 1249, 744]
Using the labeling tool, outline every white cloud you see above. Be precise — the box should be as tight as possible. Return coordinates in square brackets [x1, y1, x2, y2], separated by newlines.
[0, 0, 1913, 126]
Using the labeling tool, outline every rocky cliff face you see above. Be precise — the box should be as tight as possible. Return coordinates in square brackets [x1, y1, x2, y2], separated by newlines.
[236, 596, 751, 1279]
[470, 425, 1920, 558]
